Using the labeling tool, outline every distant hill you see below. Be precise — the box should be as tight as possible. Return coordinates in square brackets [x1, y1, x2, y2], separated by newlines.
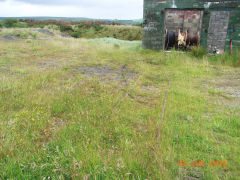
[0, 17, 143, 25]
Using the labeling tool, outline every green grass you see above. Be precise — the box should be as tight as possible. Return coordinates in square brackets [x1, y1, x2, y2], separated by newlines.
[209, 50, 240, 67]
[0, 32, 239, 179]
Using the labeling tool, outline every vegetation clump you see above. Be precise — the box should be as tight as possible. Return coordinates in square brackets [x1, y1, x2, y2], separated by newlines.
[191, 46, 207, 58]
[0, 19, 28, 28]
[216, 50, 240, 67]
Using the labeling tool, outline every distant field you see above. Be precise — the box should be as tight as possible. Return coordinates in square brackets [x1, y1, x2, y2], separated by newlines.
[69, 25, 142, 41]
[0, 19, 143, 41]
[0, 17, 143, 25]
[0, 29, 239, 179]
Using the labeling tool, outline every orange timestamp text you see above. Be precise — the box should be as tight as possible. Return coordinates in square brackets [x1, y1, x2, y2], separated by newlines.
[178, 161, 227, 167]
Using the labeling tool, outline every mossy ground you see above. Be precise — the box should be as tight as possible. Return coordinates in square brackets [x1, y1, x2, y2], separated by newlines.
[0, 31, 239, 179]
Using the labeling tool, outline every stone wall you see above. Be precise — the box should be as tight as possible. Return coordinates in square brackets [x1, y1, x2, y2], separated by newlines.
[165, 10, 203, 33]
[143, 0, 240, 52]
[207, 11, 230, 51]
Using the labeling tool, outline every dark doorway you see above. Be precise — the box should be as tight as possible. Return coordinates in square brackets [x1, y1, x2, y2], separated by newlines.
[164, 9, 203, 50]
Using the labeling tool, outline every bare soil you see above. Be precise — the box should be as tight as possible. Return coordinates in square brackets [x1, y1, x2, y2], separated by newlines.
[34, 29, 54, 36]
[207, 70, 240, 108]
[71, 65, 137, 82]
[1, 35, 22, 41]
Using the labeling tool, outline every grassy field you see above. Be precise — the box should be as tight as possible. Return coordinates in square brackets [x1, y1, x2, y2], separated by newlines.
[0, 29, 239, 179]
[70, 25, 142, 41]
[0, 19, 143, 41]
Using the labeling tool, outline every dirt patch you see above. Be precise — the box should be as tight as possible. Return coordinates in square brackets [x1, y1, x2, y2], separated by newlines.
[2, 35, 22, 41]
[37, 58, 65, 70]
[60, 33, 72, 38]
[50, 118, 68, 131]
[214, 77, 240, 98]
[72, 65, 137, 82]
[140, 85, 159, 92]
[34, 29, 54, 36]
[206, 71, 240, 107]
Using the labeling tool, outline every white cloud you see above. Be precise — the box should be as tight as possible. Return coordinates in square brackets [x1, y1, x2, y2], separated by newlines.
[0, 0, 143, 19]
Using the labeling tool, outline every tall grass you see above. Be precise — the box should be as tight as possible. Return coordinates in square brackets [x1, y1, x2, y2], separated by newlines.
[191, 46, 207, 58]
[209, 49, 240, 67]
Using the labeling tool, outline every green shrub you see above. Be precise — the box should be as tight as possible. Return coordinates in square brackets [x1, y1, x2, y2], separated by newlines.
[191, 46, 207, 58]
[77, 23, 85, 29]
[46, 25, 59, 30]
[59, 25, 74, 32]
[70, 32, 81, 38]
[3, 19, 18, 28]
[39, 25, 45, 28]
[15, 22, 28, 28]
[93, 24, 103, 31]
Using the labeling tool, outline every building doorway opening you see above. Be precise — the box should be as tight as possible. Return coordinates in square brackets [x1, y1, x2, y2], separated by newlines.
[164, 9, 203, 50]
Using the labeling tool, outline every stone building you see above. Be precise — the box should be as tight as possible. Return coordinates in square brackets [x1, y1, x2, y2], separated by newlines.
[142, 0, 240, 52]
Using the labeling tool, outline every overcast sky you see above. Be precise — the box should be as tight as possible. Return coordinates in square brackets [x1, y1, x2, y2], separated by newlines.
[0, 0, 143, 19]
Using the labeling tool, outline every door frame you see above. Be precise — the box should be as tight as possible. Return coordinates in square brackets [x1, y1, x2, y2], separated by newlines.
[163, 8, 204, 50]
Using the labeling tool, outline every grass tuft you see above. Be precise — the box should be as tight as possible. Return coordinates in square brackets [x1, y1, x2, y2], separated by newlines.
[191, 46, 207, 58]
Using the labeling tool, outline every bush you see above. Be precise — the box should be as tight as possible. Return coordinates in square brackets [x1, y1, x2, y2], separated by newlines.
[93, 24, 103, 31]
[39, 25, 45, 29]
[15, 22, 28, 28]
[3, 19, 18, 28]
[59, 25, 74, 32]
[191, 46, 207, 58]
[46, 25, 59, 30]
[70, 32, 81, 38]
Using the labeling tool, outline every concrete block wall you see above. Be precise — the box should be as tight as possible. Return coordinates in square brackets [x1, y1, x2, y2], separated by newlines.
[207, 11, 230, 52]
[164, 10, 203, 34]
[143, 0, 240, 52]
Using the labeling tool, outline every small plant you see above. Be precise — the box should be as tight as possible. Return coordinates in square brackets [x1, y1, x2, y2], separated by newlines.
[70, 32, 81, 38]
[191, 46, 207, 58]
[93, 23, 103, 31]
